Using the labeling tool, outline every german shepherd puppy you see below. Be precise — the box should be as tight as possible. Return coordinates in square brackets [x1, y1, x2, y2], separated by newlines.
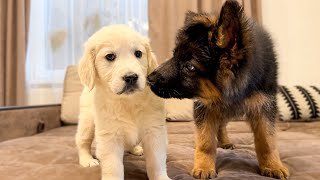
[147, 1, 289, 179]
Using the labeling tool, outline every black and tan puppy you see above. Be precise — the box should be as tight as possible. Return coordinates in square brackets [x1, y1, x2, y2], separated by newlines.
[147, 1, 289, 179]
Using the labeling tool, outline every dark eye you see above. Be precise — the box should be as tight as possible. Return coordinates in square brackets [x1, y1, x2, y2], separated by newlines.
[134, 50, 142, 58]
[185, 62, 196, 72]
[105, 53, 116, 61]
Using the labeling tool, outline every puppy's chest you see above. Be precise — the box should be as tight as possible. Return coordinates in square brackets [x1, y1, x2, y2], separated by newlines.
[117, 120, 142, 150]
[195, 100, 248, 120]
[95, 103, 145, 147]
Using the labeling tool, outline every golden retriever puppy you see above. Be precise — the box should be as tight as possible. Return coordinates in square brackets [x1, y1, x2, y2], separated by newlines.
[75, 25, 170, 180]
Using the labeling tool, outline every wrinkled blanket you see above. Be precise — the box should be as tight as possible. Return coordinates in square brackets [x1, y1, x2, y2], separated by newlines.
[1, 121, 320, 180]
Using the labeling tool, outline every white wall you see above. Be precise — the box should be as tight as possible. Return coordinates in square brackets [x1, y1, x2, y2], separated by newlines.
[262, 0, 320, 85]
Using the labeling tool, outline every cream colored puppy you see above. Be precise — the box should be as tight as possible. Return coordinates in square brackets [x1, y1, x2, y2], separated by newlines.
[75, 25, 170, 180]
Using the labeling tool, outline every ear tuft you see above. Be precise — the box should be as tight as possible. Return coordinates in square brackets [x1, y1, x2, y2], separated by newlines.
[184, 11, 198, 24]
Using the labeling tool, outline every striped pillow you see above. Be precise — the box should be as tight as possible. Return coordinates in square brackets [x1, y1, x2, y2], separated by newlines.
[277, 86, 320, 121]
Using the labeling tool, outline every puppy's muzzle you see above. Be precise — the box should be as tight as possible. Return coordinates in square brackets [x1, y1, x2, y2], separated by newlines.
[123, 73, 138, 85]
[118, 73, 139, 95]
[147, 71, 166, 86]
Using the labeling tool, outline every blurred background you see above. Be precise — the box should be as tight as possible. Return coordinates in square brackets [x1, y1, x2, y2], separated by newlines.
[0, 0, 319, 107]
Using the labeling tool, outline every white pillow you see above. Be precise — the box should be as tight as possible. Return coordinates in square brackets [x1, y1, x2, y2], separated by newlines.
[165, 98, 194, 121]
[277, 85, 320, 121]
[60, 65, 83, 124]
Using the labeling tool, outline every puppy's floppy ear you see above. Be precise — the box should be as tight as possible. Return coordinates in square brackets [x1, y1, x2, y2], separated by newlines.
[215, 0, 244, 48]
[78, 44, 96, 90]
[144, 39, 158, 75]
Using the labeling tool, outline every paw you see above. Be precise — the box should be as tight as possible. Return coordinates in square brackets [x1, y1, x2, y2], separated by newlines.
[130, 145, 143, 156]
[192, 167, 217, 179]
[79, 157, 100, 167]
[219, 143, 235, 150]
[260, 164, 289, 179]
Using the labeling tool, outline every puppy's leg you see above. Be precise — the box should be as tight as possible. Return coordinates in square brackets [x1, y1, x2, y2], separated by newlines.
[142, 125, 170, 180]
[76, 112, 99, 167]
[249, 112, 289, 179]
[96, 136, 124, 180]
[192, 118, 218, 179]
[217, 122, 234, 150]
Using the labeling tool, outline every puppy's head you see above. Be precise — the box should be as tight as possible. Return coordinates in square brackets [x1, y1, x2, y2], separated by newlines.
[147, 1, 250, 103]
[78, 25, 157, 96]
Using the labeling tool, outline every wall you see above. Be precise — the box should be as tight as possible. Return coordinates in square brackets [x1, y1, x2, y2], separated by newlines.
[262, 0, 320, 85]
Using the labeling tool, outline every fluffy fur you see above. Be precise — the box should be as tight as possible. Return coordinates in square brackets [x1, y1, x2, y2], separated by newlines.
[148, 1, 289, 179]
[76, 25, 170, 180]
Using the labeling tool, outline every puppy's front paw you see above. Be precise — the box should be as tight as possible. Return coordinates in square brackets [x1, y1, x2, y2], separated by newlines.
[130, 145, 143, 156]
[192, 167, 216, 179]
[79, 157, 100, 167]
[260, 164, 289, 179]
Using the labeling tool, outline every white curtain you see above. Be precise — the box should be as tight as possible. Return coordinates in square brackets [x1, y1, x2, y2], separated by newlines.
[26, 0, 148, 105]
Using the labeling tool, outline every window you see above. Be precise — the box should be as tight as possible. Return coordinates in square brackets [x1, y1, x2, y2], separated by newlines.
[26, 0, 148, 105]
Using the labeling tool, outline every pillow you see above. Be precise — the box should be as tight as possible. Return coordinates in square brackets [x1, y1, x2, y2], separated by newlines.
[60, 65, 195, 123]
[165, 99, 194, 122]
[277, 86, 320, 121]
[60, 65, 83, 124]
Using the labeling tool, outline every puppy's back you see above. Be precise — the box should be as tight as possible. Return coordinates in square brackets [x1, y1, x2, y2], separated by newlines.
[246, 22, 278, 95]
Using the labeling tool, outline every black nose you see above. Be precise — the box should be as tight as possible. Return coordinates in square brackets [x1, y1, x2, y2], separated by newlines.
[147, 72, 157, 86]
[123, 73, 138, 85]
[147, 74, 154, 85]
[147, 72, 166, 86]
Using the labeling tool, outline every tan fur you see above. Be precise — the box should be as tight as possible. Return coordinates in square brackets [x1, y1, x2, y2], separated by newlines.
[192, 15, 217, 27]
[194, 91, 289, 179]
[249, 115, 289, 179]
[245, 92, 273, 112]
[208, 31, 214, 48]
[216, 25, 228, 48]
[217, 122, 233, 149]
[192, 116, 217, 179]
[198, 79, 222, 104]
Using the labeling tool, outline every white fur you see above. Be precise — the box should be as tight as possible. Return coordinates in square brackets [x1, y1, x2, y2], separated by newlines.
[75, 25, 170, 180]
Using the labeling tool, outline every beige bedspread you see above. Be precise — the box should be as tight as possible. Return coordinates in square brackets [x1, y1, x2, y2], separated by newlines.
[1, 121, 320, 180]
